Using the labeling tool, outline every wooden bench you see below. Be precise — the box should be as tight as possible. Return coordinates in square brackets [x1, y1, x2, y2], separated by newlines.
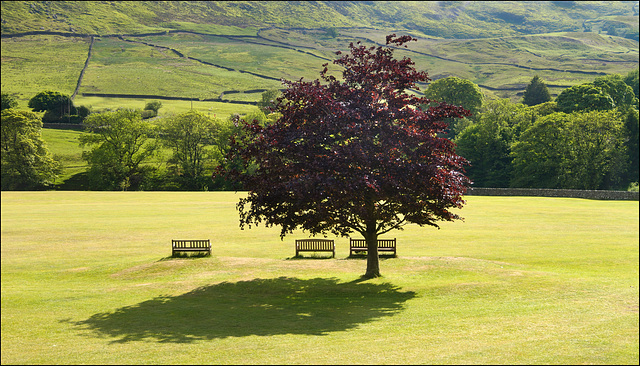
[295, 239, 335, 258]
[350, 238, 396, 257]
[172, 239, 211, 256]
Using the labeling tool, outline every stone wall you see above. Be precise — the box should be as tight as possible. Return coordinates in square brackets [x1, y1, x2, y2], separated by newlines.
[467, 187, 639, 200]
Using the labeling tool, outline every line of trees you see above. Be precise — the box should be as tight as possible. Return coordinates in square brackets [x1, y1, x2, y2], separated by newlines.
[76, 108, 274, 191]
[425, 69, 639, 191]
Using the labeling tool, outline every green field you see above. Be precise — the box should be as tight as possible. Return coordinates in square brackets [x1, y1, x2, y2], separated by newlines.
[2, 1, 638, 114]
[1, 192, 638, 364]
[3, 30, 637, 110]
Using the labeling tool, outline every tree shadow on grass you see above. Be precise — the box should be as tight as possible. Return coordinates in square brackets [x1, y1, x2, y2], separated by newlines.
[69, 277, 415, 343]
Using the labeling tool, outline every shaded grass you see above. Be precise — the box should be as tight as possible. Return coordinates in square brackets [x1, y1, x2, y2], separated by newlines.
[70, 277, 416, 343]
[1, 192, 637, 364]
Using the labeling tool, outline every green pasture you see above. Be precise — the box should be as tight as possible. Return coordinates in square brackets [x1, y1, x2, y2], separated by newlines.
[1, 192, 638, 364]
[81, 36, 281, 100]
[0, 35, 89, 107]
[71, 96, 260, 118]
[339, 28, 638, 100]
[3, 29, 638, 111]
[134, 33, 341, 82]
[40, 129, 89, 183]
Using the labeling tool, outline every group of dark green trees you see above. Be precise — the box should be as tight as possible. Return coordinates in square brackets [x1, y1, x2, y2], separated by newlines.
[450, 69, 638, 191]
[1, 67, 638, 192]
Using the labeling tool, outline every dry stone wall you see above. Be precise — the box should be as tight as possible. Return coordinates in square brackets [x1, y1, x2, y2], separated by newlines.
[467, 187, 639, 200]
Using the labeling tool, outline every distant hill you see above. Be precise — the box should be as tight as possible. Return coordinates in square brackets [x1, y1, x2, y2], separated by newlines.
[1, 1, 638, 109]
[2, 1, 638, 39]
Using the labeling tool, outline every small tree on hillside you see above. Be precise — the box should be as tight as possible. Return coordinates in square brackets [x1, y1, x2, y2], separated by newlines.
[216, 35, 471, 278]
[1, 93, 19, 111]
[28, 90, 75, 122]
[257, 89, 282, 114]
[522, 75, 551, 106]
[144, 101, 163, 117]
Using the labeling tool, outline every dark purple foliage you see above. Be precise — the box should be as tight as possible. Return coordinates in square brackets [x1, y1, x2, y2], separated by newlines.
[216, 35, 471, 278]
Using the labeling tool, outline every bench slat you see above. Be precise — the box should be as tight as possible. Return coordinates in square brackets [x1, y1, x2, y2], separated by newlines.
[349, 238, 396, 256]
[295, 239, 335, 258]
[172, 239, 211, 256]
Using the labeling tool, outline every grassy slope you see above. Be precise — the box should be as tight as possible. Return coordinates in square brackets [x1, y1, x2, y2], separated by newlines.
[0, 35, 89, 102]
[1, 192, 638, 364]
[2, 29, 637, 108]
[1, 1, 638, 108]
[2, 2, 637, 38]
[40, 128, 89, 181]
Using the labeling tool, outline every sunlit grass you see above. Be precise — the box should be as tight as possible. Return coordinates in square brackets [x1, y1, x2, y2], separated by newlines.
[0, 35, 89, 107]
[1, 192, 637, 364]
[72, 96, 259, 118]
[3, 27, 637, 109]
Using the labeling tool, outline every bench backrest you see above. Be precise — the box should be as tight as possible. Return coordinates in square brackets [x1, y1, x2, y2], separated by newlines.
[350, 238, 396, 248]
[296, 239, 334, 250]
[172, 239, 210, 248]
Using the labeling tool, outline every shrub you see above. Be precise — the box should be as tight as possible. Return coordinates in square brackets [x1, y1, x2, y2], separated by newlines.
[141, 109, 156, 119]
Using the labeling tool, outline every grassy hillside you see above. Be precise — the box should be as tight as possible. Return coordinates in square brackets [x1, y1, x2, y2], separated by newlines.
[1, 1, 638, 109]
[1, 192, 638, 364]
[2, 1, 638, 39]
[3, 29, 638, 109]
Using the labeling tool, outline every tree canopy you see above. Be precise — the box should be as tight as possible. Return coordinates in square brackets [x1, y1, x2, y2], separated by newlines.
[593, 74, 638, 110]
[1, 109, 60, 190]
[159, 110, 220, 190]
[555, 84, 615, 113]
[455, 99, 532, 187]
[522, 75, 551, 106]
[28, 90, 75, 120]
[217, 35, 471, 278]
[423, 76, 483, 138]
[510, 110, 627, 190]
[623, 68, 639, 101]
[80, 109, 158, 190]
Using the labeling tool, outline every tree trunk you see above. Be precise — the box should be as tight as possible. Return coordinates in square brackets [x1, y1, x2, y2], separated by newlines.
[363, 224, 381, 279]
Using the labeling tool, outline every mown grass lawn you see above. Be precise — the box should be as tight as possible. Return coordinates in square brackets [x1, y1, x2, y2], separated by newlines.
[1, 192, 638, 364]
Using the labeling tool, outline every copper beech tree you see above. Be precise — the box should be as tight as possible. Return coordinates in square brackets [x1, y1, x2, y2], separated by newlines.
[216, 35, 471, 278]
